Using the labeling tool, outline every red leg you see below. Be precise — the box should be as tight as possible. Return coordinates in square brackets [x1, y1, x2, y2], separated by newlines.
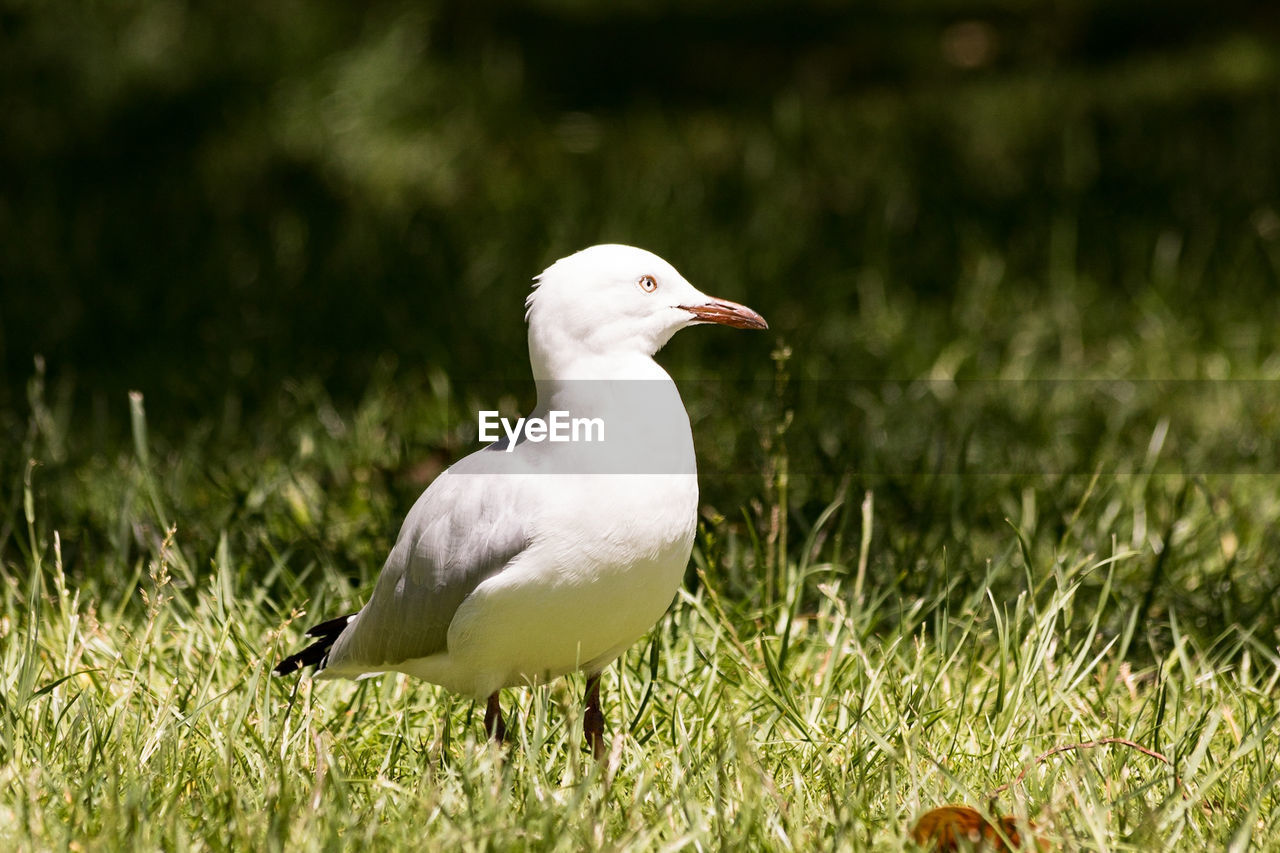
[584, 672, 606, 757]
[484, 691, 506, 744]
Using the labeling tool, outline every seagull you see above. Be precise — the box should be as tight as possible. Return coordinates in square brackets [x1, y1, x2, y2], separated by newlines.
[274, 244, 767, 755]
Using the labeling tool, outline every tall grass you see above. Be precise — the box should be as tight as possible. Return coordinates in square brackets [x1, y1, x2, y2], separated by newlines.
[3, 369, 1278, 850]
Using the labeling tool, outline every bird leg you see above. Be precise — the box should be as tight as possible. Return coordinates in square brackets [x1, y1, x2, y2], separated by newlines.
[484, 692, 506, 744]
[584, 672, 606, 757]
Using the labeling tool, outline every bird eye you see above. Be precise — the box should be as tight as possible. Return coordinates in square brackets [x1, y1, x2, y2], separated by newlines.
[638, 275, 658, 293]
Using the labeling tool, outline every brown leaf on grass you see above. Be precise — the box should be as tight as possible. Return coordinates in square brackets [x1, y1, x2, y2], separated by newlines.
[910, 805, 1048, 851]
[911, 735, 1173, 849]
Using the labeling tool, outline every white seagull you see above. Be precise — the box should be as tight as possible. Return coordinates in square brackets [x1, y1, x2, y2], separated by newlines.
[274, 244, 767, 754]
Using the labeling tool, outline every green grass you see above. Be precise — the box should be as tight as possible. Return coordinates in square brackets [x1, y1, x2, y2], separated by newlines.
[4, 3, 1280, 848]
[3, 354, 1280, 851]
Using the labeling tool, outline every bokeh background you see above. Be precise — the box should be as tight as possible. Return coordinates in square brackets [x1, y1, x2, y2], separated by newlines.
[4, 1, 1280, 641]
[6, 1, 1279, 403]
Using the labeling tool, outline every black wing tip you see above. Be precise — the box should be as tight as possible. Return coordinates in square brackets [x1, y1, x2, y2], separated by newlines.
[304, 613, 357, 638]
[272, 645, 324, 676]
[273, 612, 357, 676]
[272, 655, 307, 677]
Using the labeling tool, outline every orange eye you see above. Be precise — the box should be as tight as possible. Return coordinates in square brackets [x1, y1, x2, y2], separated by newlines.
[638, 275, 658, 293]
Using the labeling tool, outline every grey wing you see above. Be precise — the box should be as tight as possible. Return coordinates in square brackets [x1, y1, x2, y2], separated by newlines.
[324, 469, 530, 671]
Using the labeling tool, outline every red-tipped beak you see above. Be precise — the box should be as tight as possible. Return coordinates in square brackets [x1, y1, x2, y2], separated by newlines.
[680, 298, 769, 330]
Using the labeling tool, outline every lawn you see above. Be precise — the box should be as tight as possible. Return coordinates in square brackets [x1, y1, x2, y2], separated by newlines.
[4, 329, 1280, 849]
[3, 2, 1280, 850]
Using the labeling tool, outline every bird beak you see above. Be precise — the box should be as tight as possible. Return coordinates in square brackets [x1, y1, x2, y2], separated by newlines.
[680, 297, 769, 330]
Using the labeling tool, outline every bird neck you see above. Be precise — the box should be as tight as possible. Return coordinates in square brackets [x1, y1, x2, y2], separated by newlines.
[532, 354, 674, 406]
[527, 358, 694, 476]
[528, 331, 669, 384]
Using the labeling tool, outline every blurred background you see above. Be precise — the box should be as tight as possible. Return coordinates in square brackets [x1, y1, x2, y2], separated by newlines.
[5, 0, 1279, 405]
[4, 1, 1280, 639]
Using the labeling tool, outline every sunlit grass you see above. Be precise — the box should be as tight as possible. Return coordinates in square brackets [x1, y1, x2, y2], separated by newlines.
[2, 403, 1278, 850]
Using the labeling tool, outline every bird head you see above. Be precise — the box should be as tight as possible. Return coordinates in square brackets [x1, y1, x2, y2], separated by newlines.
[526, 244, 767, 378]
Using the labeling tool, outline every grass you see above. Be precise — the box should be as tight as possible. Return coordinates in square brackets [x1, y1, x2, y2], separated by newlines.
[3, 9, 1280, 844]
[3, 344, 1280, 850]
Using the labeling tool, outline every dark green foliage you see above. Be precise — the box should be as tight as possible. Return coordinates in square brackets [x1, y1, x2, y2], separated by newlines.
[4, 0, 1280, 648]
